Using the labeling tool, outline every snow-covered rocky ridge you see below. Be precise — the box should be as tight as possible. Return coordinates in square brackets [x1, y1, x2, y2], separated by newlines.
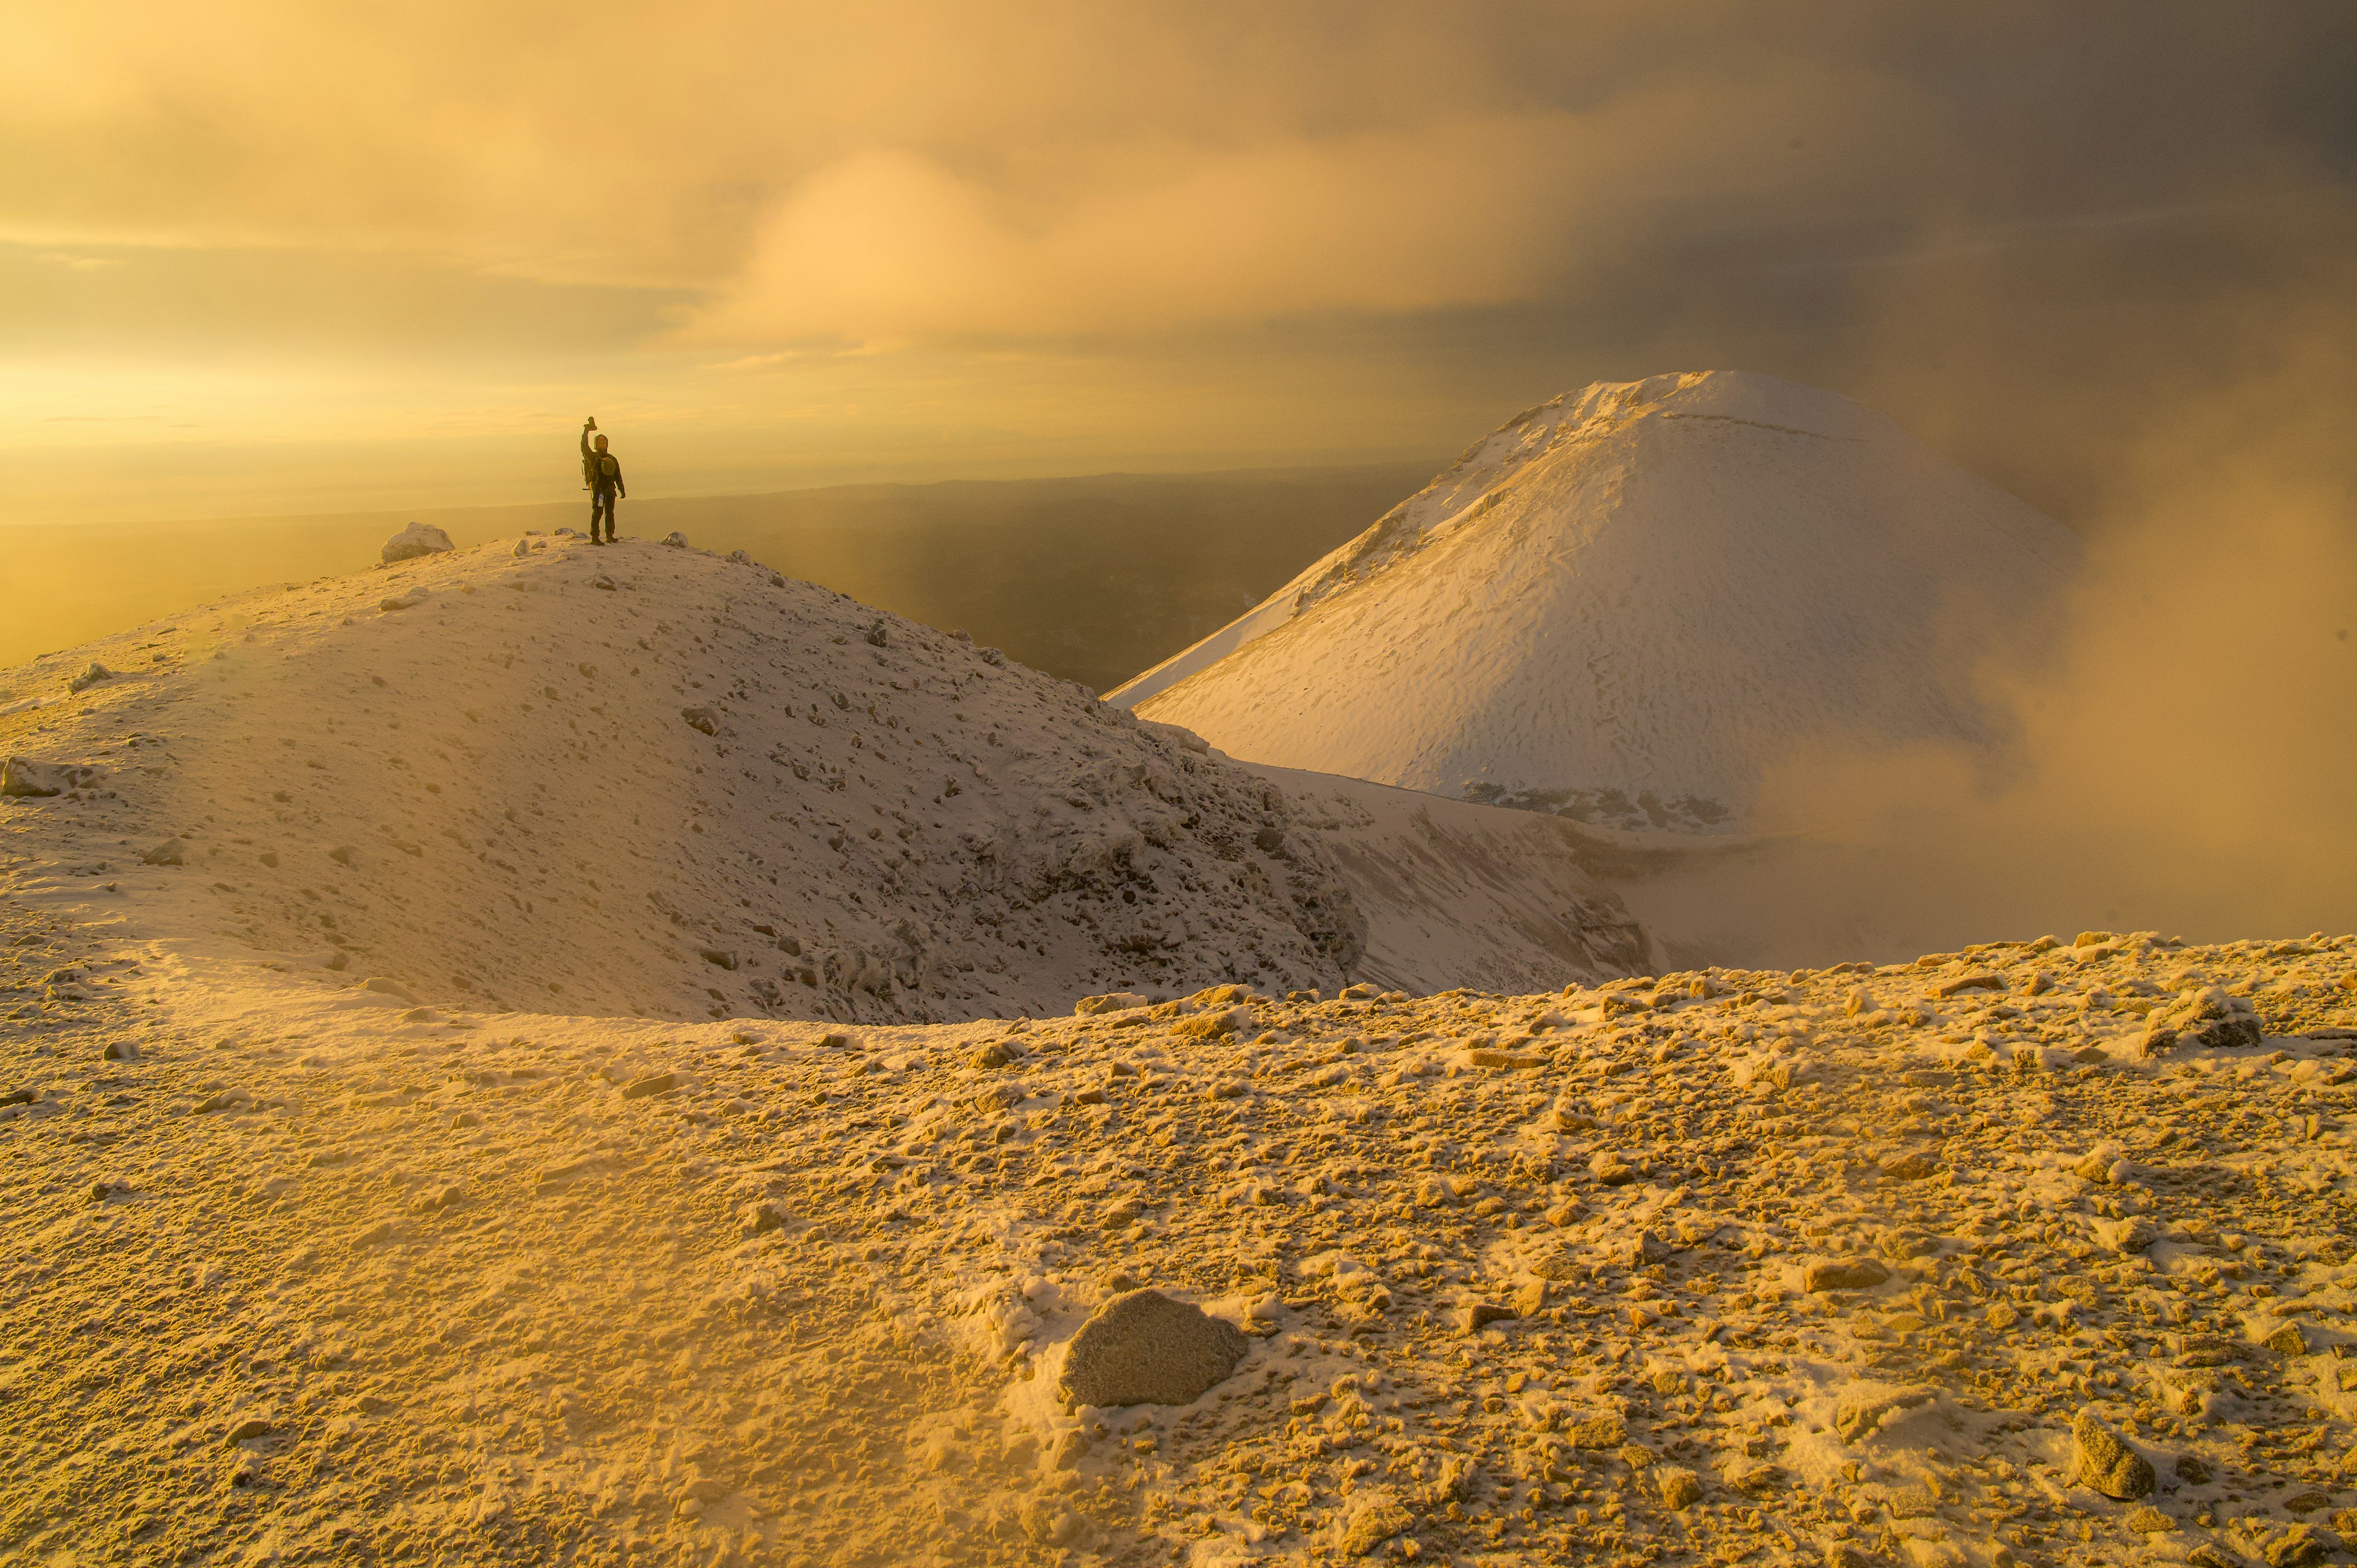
[0, 535, 1648, 1024]
[1113, 372, 2083, 831]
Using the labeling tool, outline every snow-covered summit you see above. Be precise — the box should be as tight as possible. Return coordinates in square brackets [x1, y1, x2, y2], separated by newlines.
[1111, 371, 2082, 829]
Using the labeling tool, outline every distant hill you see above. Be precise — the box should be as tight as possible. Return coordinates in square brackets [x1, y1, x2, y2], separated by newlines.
[0, 464, 1436, 692]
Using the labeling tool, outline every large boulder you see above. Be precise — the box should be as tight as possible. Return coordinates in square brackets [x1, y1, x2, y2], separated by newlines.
[1057, 1289, 1247, 1410]
[381, 522, 455, 564]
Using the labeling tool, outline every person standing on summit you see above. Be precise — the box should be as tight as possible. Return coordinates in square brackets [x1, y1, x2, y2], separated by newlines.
[580, 417, 624, 544]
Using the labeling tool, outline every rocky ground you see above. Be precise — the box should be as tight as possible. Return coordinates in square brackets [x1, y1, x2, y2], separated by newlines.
[5, 912, 2356, 1567]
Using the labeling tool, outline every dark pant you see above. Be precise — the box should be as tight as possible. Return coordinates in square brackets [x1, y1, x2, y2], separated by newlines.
[590, 487, 619, 541]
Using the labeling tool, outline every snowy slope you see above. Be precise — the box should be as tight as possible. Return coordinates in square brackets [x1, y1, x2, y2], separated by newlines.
[0, 536, 1366, 1022]
[0, 535, 1650, 1023]
[1113, 371, 2082, 828]
[1240, 762, 1655, 992]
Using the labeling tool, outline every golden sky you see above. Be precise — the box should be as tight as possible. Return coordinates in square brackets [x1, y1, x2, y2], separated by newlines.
[6, 1, 2355, 523]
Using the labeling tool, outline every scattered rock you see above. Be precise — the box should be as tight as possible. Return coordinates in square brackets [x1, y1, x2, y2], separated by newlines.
[101, 1039, 139, 1061]
[971, 1041, 1019, 1068]
[1880, 1149, 1941, 1181]
[1057, 1289, 1247, 1409]
[2175, 1454, 2215, 1485]
[1804, 1258, 1892, 1292]
[1657, 1466, 1703, 1508]
[2072, 1408, 2155, 1499]
[412, 1183, 465, 1213]
[2094, 1215, 2159, 1254]
[2264, 1526, 2327, 1568]
[138, 838, 185, 867]
[224, 1417, 274, 1445]
[864, 620, 889, 647]
[740, 1202, 786, 1237]
[1568, 1412, 1628, 1448]
[679, 706, 719, 736]
[2125, 1505, 2177, 1533]
[1457, 1300, 1515, 1335]
[67, 662, 115, 693]
[619, 1072, 679, 1101]
[1590, 1152, 1637, 1186]
[380, 522, 455, 563]
[1333, 1489, 1414, 1556]
[2265, 1321, 2311, 1356]
[1833, 1383, 1937, 1442]
[1618, 1229, 1673, 1268]
[378, 586, 428, 612]
[512, 538, 531, 558]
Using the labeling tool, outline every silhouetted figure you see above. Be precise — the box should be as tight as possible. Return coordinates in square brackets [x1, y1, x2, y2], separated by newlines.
[581, 418, 624, 544]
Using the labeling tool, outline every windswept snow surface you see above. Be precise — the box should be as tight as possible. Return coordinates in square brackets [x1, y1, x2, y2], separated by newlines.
[1113, 371, 2082, 830]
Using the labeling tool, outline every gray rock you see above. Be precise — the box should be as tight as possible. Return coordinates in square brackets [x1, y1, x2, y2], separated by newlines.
[380, 522, 454, 563]
[68, 662, 115, 693]
[3, 757, 105, 797]
[2072, 1409, 2155, 1499]
[1058, 1289, 1245, 1409]
[139, 838, 185, 866]
[679, 706, 719, 736]
[1804, 1257, 1892, 1292]
[864, 619, 889, 647]
[662, 531, 689, 548]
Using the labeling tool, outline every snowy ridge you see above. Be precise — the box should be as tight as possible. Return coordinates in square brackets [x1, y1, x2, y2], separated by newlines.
[0, 535, 1651, 1024]
[1114, 371, 2082, 829]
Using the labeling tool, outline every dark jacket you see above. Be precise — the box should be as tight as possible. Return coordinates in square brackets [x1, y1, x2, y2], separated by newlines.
[581, 431, 624, 495]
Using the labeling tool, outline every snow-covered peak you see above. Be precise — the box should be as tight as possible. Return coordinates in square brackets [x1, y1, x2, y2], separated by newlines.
[1113, 371, 2081, 830]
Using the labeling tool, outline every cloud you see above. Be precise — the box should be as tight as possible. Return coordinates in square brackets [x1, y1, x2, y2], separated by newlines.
[8, 2, 2349, 347]
[678, 61, 1942, 342]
